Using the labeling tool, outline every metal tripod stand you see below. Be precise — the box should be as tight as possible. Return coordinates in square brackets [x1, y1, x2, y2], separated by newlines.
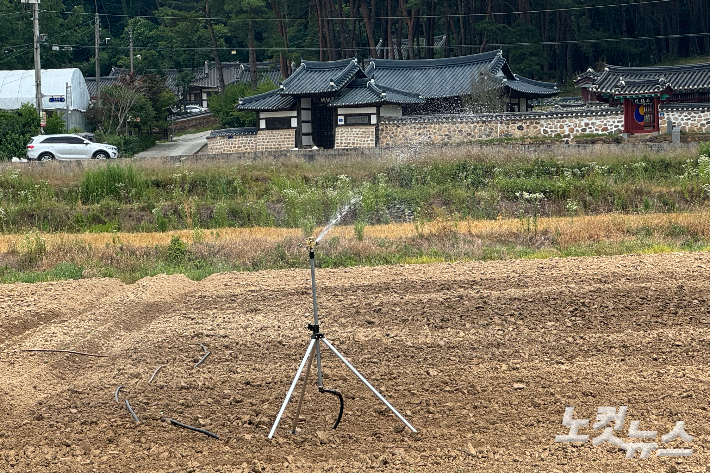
[268, 238, 417, 439]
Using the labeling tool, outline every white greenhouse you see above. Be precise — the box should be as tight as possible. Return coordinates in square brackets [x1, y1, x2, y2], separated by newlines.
[0, 68, 90, 130]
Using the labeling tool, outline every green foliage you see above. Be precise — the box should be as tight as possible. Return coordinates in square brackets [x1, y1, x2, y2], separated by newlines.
[140, 73, 176, 128]
[0, 150, 706, 234]
[153, 207, 170, 232]
[15, 231, 47, 269]
[208, 82, 278, 128]
[93, 132, 154, 157]
[80, 164, 147, 204]
[503, 22, 546, 80]
[360, 173, 391, 223]
[679, 153, 710, 200]
[44, 111, 67, 135]
[1, 0, 709, 86]
[166, 234, 188, 263]
[0, 103, 40, 160]
[354, 220, 366, 241]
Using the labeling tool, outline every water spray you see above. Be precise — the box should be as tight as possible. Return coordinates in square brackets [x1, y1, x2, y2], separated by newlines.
[268, 231, 417, 439]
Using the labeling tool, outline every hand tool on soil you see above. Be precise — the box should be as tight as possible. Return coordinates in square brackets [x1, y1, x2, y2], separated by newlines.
[268, 237, 417, 438]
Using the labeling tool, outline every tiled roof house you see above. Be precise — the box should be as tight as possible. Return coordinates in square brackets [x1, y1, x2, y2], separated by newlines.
[235, 51, 558, 149]
[365, 50, 559, 113]
[238, 58, 423, 149]
[582, 62, 710, 133]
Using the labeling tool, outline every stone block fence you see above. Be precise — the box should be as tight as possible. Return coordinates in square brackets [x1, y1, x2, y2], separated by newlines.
[379, 103, 710, 148]
[206, 104, 710, 152]
[207, 128, 296, 153]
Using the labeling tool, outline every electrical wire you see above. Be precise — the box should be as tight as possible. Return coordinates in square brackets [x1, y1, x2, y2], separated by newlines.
[92, 31, 710, 53]
[41, 0, 678, 22]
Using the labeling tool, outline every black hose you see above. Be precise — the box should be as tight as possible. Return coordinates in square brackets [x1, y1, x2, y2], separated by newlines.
[125, 398, 140, 423]
[319, 387, 344, 430]
[163, 418, 220, 439]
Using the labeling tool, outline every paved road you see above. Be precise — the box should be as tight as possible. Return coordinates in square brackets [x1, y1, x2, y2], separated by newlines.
[134, 130, 210, 158]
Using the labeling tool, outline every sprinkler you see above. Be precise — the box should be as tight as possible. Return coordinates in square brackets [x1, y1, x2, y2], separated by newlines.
[268, 237, 417, 438]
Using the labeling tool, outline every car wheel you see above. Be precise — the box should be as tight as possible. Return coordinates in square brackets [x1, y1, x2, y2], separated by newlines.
[37, 153, 55, 162]
[93, 151, 109, 160]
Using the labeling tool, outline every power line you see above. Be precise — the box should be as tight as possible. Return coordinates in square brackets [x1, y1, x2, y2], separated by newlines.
[42, 0, 677, 22]
[90, 31, 710, 52]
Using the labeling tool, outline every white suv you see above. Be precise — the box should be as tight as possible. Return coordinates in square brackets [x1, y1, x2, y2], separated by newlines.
[26, 134, 119, 161]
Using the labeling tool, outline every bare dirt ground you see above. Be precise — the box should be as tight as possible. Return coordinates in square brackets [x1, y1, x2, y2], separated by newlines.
[2, 252, 710, 472]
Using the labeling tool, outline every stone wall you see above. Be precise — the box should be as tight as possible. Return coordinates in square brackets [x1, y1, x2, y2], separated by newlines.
[207, 129, 296, 153]
[205, 105, 710, 153]
[379, 109, 625, 147]
[206, 134, 256, 154]
[334, 126, 376, 149]
[660, 105, 710, 133]
[256, 129, 296, 150]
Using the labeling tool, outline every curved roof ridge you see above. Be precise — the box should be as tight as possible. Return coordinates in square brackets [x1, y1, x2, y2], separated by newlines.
[301, 57, 359, 70]
[238, 88, 280, 105]
[377, 82, 423, 99]
[368, 50, 503, 69]
[331, 59, 360, 85]
[512, 74, 558, 89]
[366, 78, 383, 96]
[605, 62, 710, 74]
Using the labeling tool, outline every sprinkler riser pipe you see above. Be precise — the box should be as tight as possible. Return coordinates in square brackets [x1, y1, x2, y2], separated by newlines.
[309, 251, 324, 388]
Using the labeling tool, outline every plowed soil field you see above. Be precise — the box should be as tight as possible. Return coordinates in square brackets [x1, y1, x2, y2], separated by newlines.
[2, 252, 710, 472]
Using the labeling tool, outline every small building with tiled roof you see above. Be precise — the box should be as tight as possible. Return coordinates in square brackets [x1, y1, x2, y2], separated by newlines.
[582, 62, 710, 134]
[573, 68, 602, 104]
[236, 58, 423, 149]
[365, 50, 559, 114]
[234, 52, 557, 150]
[85, 61, 283, 110]
[187, 61, 282, 108]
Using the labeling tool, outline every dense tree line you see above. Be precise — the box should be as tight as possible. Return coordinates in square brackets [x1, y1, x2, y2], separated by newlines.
[1, 0, 709, 85]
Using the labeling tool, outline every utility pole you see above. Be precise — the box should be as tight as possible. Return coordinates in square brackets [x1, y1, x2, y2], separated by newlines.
[95, 11, 101, 107]
[23, 0, 42, 124]
[65, 82, 71, 131]
[129, 25, 134, 74]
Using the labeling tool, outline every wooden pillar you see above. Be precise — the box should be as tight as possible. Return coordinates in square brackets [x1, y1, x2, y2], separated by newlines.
[623, 98, 631, 134]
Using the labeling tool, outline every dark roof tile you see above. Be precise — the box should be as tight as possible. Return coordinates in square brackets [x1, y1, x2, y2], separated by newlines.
[237, 89, 296, 111]
[280, 58, 363, 95]
[328, 78, 424, 106]
[365, 50, 512, 99]
[592, 63, 710, 95]
[574, 68, 601, 86]
[506, 75, 559, 96]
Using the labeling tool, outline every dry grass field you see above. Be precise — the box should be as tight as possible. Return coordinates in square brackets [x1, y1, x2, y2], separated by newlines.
[2, 211, 710, 253]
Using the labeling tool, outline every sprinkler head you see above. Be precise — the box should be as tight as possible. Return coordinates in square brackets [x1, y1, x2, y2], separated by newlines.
[305, 237, 317, 251]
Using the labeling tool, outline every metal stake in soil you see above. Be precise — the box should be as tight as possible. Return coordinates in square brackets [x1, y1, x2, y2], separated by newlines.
[268, 238, 417, 438]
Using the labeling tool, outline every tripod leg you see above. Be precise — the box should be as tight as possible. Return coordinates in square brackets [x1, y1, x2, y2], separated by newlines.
[290, 348, 315, 434]
[321, 337, 417, 433]
[268, 339, 316, 439]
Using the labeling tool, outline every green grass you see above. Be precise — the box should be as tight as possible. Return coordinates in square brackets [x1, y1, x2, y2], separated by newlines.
[1, 145, 710, 284]
[0, 148, 708, 234]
